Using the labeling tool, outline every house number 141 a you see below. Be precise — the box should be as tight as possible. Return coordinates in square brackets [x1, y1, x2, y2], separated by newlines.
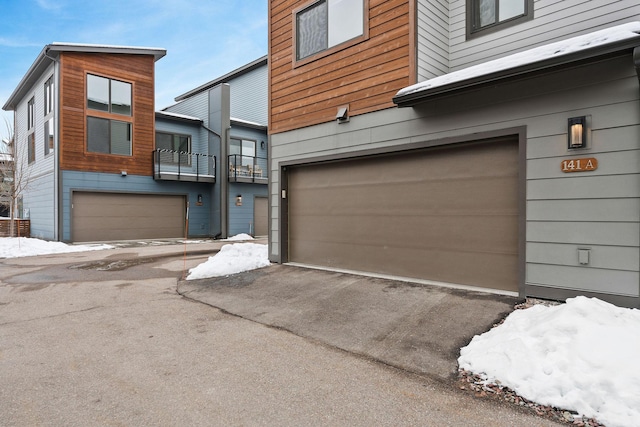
[561, 158, 598, 173]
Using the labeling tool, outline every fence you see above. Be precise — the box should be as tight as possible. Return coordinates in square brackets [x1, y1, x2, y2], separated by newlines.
[0, 219, 30, 237]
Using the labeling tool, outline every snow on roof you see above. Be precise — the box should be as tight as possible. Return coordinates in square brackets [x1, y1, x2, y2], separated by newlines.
[156, 110, 202, 122]
[231, 117, 267, 129]
[396, 21, 640, 99]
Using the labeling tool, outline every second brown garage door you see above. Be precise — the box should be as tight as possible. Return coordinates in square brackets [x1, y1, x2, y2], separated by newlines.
[72, 192, 186, 242]
[287, 138, 519, 292]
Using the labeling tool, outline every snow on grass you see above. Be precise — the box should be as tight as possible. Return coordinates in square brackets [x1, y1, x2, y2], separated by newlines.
[223, 233, 254, 241]
[458, 296, 640, 427]
[186, 243, 269, 280]
[0, 237, 113, 259]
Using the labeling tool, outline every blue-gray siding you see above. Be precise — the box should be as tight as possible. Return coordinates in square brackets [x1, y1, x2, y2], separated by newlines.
[228, 183, 268, 236]
[61, 171, 213, 241]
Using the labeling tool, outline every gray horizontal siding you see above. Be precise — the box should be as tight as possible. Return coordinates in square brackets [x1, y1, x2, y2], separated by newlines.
[447, 0, 640, 71]
[527, 242, 639, 272]
[417, 0, 450, 80]
[527, 264, 638, 296]
[229, 65, 268, 125]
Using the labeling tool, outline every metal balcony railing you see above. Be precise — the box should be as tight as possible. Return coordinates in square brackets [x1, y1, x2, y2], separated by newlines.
[228, 155, 267, 183]
[153, 149, 216, 183]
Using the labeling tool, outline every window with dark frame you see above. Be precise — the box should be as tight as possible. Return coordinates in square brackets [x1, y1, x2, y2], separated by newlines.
[295, 0, 365, 61]
[155, 131, 191, 165]
[86, 74, 133, 156]
[27, 97, 35, 164]
[230, 138, 256, 167]
[468, 0, 531, 36]
[44, 76, 54, 156]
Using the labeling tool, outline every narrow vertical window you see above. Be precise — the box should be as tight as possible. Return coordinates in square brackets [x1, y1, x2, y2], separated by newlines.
[44, 76, 55, 156]
[27, 97, 35, 164]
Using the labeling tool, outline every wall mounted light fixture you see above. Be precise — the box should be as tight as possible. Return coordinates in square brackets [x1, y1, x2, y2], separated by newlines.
[260, 140, 265, 149]
[336, 105, 349, 123]
[197, 194, 203, 204]
[235, 194, 242, 206]
[568, 116, 587, 149]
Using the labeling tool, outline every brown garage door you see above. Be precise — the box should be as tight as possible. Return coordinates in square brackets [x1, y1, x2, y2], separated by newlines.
[72, 192, 185, 242]
[254, 196, 268, 237]
[288, 138, 519, 292]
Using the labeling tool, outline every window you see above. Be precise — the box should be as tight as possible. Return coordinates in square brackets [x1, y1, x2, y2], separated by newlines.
[156, 131, 191, 165]
[87, 74, 131, 115]
[468, 0, 532, 37]
[44, 118, 54, 155]
[27, 97, 35, 164]
[86, 74, 133, 155]
[230, 138, 256, 166]
[27, 97, 35, 130]
[87, 117, 131, 156]
[44, 76, 54, 156]
[44, 76, 54, 115]
[295, 0, 366, 61]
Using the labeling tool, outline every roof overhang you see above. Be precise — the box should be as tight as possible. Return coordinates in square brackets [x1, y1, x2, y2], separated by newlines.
[155, 111, 203, 124]
[3, 43, 166, 111]
[231, 117, 267, 130]
[174, 55, 268, 102]
[394, 23, 640, 107]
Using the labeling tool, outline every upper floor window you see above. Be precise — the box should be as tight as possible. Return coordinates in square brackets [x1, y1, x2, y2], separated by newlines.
[230, 138, 256, 166]
[156, 131, 191, 165]
[468, 0, 532, 37]
[86, 73, 133, 156]
[44, 76, 54, 116]
[27, 97, 35, 130]
[87, 74, 132, 116]
[44, 76, 54, 156]
[27, 97, 35, 164]
[295, 0, 366, 62]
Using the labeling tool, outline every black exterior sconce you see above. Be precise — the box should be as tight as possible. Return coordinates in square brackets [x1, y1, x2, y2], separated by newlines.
[568, 116, 587, 149]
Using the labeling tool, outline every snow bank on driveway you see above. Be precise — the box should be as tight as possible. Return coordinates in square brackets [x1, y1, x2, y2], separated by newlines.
[0, 237, 113, 259]
[186, 243, 269, 280]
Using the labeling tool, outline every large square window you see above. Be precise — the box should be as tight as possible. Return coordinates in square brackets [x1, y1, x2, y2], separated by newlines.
[468, 0, 532, 37]
[230, 138, 256, 167]
[87, 74, 131, 116]
[87, 117, 131, 156]
[295, 0, 365, 61]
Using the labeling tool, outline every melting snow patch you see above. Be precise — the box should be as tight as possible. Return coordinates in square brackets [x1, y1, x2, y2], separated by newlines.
[458, 296, 640, 427]
[186, 243, 269, 280]
[0, 237, 113, 259]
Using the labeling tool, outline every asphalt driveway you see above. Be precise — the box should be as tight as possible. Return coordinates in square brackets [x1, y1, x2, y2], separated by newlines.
[178, 263, 520, 382]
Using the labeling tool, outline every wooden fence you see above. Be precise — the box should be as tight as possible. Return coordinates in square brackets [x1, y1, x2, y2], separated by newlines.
[0, 219, 30, 237]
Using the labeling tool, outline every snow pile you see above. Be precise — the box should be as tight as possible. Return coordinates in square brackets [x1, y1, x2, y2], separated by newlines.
[223, 233, 254, 241]
[186, 243, 269, 280]
[459, 296, 640, 427]
[0, 237, 113, 258]
[397, 21, 640, 97]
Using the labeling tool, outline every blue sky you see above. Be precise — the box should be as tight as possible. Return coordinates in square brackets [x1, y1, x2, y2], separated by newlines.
[0, 0, 268, 139]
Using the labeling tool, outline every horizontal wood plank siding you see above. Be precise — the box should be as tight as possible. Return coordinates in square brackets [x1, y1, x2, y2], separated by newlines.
[59, 52, 156, 176]
[448, 0, 640, 71]
[269, 0, 411, 134]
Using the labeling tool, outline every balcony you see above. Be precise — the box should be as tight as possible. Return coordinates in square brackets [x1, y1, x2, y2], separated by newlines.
[153, 149, 216, 183]
[228, 155, 268, 184]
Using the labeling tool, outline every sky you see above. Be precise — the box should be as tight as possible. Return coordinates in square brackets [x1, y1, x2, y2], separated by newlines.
[0, 0, 268, 141]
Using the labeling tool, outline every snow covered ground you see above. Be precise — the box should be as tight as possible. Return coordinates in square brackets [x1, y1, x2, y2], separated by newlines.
[0, 237, 113, 258]
[459, 296, 640, 427]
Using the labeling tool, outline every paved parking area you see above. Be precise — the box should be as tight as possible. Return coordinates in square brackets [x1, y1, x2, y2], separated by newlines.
[0, 245, 559, 426]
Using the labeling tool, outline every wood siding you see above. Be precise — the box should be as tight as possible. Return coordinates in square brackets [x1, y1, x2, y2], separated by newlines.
[59, 52, 156, 175]
[269, 0, 412, 134]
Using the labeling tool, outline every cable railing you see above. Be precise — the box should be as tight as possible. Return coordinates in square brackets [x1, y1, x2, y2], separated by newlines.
[228, 154, 268, 183]
[153, 149, 216, 183]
